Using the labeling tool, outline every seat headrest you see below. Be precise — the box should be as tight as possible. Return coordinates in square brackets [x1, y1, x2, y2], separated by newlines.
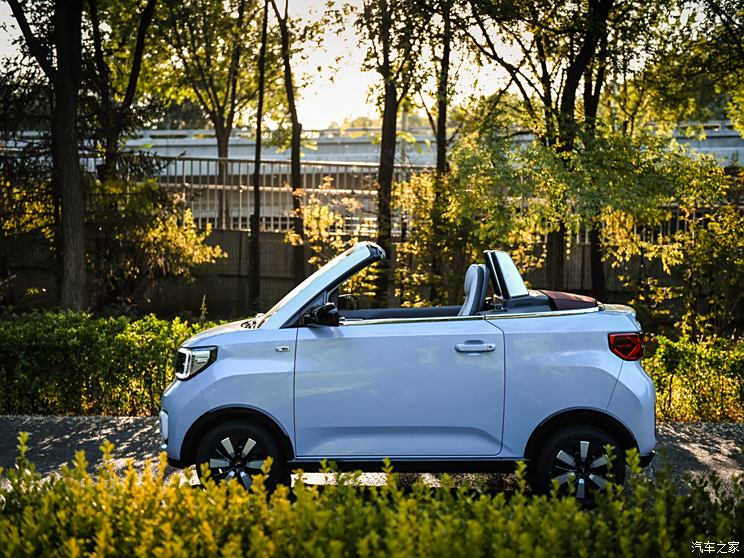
[459, 264, 488, 316]
[463, 264, 479, 294]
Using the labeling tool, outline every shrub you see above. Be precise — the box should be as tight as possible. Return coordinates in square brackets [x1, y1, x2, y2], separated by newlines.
[0, 434, 741, 557]
[87, 179, 226, 310]
[0, 312, 216, 416]
[645, 335, 744, 422]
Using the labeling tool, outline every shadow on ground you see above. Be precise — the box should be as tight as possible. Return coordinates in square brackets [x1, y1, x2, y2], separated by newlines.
[0, 416, 170, 480]
[1, 417, 741, 492]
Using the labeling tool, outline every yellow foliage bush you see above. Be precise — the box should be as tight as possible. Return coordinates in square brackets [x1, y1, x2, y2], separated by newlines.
[0, 433, 741, 557]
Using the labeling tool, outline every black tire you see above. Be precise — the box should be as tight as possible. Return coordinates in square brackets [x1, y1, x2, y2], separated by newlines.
[194, 420, 288, 491]
[531, 425, 626, 502]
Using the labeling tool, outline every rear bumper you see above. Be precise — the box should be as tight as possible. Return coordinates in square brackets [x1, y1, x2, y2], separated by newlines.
[607, 360, 656, 456]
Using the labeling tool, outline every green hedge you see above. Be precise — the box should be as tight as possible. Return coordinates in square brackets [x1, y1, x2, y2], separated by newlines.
[3, 312, 743, 422]
[0, 312, 215, 416]
[645, 335, 744, 422]
[0, 435, 741, 557]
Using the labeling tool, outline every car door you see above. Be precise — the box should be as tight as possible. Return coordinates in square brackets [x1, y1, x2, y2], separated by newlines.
[293, 317, 505, 458]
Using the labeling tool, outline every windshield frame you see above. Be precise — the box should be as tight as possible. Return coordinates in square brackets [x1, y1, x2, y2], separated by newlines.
[256, 242, 383, 329]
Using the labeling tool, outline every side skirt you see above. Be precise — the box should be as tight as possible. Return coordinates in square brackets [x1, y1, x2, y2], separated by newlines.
[285, 459, 520, 474]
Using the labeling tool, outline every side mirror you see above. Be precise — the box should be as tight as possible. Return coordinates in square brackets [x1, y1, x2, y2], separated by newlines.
[302, 302, 340, 327]
[337, 293, 359, 310]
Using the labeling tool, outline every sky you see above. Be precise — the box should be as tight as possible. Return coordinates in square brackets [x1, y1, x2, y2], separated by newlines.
[0, 1, 503, 130]
[286, 0, 379, 128]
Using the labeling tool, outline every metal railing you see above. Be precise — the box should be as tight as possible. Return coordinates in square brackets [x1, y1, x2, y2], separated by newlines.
[145, 155, 432, 234]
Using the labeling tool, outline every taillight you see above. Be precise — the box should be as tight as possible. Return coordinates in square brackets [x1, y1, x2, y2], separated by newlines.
[608, 332, 644, 360]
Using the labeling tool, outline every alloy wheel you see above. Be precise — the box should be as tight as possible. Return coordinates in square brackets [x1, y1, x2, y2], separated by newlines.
[207, 435, 267, 489]
[550, 439, 613, 499]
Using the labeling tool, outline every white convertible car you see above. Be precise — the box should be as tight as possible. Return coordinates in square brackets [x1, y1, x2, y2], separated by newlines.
[160, 242, 655, 501]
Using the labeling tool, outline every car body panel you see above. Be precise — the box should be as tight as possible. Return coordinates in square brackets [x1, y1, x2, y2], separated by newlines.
[161, 327, 298, 462]
[159, 375, 211, 462]
[484, 308, 637, 457]
[194, 327, 298, 440]
[607, 359, 656, 455]
[294, 317, 505, 457]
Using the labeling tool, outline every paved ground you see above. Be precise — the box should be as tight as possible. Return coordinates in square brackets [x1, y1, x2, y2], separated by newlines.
[0, 416, 741, 491]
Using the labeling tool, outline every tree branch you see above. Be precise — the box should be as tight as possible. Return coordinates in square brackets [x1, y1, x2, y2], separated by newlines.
[173, 9, 221, 113]
[6, 0, 57, 82]
[418, 92, 437, 136]
[87, 0, 111, 97]
[224, 0, 248, 123]
[122, 0, 158, 109]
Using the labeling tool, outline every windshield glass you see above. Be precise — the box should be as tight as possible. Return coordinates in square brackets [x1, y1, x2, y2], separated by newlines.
[254, 244, 364, 327]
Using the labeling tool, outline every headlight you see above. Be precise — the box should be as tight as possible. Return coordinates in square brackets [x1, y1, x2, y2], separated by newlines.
[175, 346, 217, 380]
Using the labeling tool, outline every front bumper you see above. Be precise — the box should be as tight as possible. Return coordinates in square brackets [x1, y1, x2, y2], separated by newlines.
[161, 443, 187, 468]
[639, 450, 656, 468]
[159, 376, 211, 465]
[158, 409, 169, 442]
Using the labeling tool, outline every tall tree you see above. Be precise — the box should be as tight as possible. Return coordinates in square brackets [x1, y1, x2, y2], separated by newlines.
[249, 0, 270, 311]
[578, 0, 670, 300]
[418, 0, 465, 303]
[163, 0, 280, 229]
[85, 0, 158, 181]
[7, 0, 87, 310]
[163, 0, 270, 159]
[270, 0, 305, 287]
[470, 0, 630, 290]
[357, 0, 431, 305]
[644, 0, 744, 132]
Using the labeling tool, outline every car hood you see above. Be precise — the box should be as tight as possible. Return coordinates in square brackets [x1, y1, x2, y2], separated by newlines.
[182, 319, 247, 347]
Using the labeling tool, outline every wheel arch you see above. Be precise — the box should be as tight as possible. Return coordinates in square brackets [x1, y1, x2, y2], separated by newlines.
[524, 408, 638, 462]
[180, 406, 294, 466]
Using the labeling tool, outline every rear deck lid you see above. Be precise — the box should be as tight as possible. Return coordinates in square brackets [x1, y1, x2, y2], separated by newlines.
[539, 289, 599, 310]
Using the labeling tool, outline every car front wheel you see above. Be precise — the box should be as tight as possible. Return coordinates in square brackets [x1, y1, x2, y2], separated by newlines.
[194, 420, 288, 491]
[532, 425, 626, 502]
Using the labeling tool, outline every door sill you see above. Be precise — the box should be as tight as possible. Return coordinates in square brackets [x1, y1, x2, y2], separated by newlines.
[287, 458, 519, 474]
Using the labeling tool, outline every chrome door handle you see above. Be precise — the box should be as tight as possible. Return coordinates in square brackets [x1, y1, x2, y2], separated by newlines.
[454, 342, 496, 353]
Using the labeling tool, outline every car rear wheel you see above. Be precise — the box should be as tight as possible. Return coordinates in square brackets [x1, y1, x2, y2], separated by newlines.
[195, 420, 288, 491]
[532, 425, 626, 502]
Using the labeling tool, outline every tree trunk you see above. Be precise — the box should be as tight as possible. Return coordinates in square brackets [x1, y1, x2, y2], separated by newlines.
[289, 120, 304, 285]
[545, 226, 565, 291]
[54, 1, 85, 310]
[543, 0, 613, 293]
[271, 0, 305, 286]
[374, 80, 398, 306]
[430, 0, 451, 304]
[54, 102, 85, 311]
[249, 1, 268, 312]
[434, 25, 450, 175]
[583, 40, 608, 301]
[7, 0, 85, 309]
[216, 129, 230, 229]
[588, 227, 606, 301]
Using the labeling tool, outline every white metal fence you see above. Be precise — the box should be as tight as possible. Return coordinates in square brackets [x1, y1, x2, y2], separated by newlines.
[147, 155, 432, 235]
